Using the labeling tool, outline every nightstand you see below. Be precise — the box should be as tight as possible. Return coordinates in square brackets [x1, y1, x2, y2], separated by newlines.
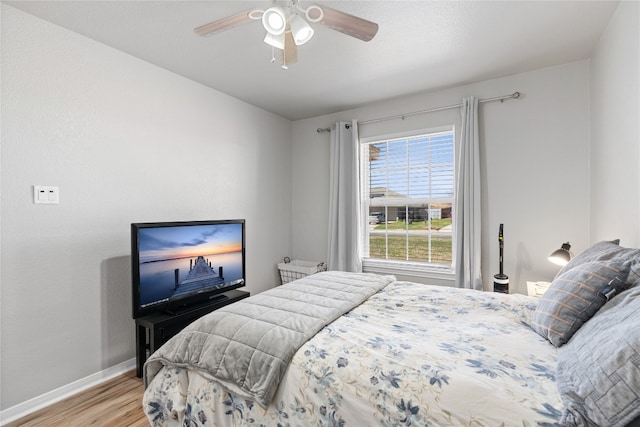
[527, 281, 552, 297]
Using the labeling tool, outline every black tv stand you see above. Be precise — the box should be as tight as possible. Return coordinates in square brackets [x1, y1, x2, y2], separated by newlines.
[135, 289, 249, 377]
[163, 294, 229, 316]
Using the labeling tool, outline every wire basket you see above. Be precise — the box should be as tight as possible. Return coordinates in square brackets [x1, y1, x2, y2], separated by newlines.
[277, 259, 327, 284]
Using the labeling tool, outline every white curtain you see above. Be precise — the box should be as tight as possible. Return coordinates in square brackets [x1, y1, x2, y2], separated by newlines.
[327, 119, 362, 272]
[455, 97, 483, 290]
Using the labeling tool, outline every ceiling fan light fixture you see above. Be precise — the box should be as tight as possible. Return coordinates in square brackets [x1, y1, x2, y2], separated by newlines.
[264, 32, 285, 50]
[262, 7, 287, 35]
[289, 14, 314, 45]
[195, 3, 378, 68]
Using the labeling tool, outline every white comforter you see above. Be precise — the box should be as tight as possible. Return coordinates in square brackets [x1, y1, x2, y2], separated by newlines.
[144, 278, 562, 426]
[144, 271, 395, 407]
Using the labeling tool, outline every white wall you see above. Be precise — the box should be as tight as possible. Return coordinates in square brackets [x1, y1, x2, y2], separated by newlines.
[292, 61, 591, 293]
[0, 5, 292, 411]
[589, 0, 640, 247]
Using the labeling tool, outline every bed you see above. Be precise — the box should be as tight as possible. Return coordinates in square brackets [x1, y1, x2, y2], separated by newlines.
[143, 240, 640, 427]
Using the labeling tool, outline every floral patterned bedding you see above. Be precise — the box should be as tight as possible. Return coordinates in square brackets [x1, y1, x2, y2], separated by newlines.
[143, 280, 562, 426]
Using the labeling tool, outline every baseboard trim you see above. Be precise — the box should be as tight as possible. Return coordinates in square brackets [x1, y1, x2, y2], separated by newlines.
[0, 358, 136, 426]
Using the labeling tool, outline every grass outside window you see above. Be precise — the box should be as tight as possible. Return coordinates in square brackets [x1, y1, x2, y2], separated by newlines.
[369, 219, 453, 264]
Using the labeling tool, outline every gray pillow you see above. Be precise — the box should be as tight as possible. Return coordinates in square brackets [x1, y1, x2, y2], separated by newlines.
[557, 287, 640, 426]
[556, 240, 640, 287]
[555, 239, 620, 279]
[531, 261, 629, 346]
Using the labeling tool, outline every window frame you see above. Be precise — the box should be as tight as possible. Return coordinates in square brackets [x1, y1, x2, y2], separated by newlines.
[359, 126, 456, 279]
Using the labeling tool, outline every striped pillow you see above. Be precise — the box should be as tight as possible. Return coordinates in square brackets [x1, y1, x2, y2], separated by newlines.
[557, 287, 640, 426]
[555, 240, 640, 288]
[531, 261, 630, 346]
[554, 239, 620, 279]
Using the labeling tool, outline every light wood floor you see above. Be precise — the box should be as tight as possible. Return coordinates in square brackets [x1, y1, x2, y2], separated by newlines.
[4, 370, 148, 427]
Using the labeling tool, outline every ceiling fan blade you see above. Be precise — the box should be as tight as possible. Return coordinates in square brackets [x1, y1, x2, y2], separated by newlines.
[194, 9, 255, 37]
[317, 5, 378, 42]
[281, 31, 298, 69]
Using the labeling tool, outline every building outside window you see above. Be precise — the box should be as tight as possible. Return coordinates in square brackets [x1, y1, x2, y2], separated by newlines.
[360, 127, 455, 277]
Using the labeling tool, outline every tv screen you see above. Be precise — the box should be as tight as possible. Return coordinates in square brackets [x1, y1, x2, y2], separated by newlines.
[131, 219, 245, 318]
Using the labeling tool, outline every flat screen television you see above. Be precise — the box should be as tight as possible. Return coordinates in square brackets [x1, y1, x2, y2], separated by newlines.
[131, 219, 246, 318]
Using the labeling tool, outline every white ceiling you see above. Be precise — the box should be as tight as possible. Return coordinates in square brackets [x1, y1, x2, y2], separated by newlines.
[4, 0, 619, 120]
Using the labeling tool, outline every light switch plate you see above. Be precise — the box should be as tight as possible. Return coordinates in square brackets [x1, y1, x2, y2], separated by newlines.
[34, 185, 59, 204]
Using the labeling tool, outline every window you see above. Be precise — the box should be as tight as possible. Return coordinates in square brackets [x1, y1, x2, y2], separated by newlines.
[361, 127, 455, 276]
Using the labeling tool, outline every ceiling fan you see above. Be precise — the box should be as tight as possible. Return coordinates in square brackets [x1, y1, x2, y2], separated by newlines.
[194, 1, 379, 69]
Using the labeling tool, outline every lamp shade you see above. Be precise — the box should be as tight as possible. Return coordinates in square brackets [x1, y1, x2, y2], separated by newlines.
[290, 14, 314, 45]
[264, 32, 285, 49]
[262, 7, 287, 35]
[548, 242, 572, 266]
